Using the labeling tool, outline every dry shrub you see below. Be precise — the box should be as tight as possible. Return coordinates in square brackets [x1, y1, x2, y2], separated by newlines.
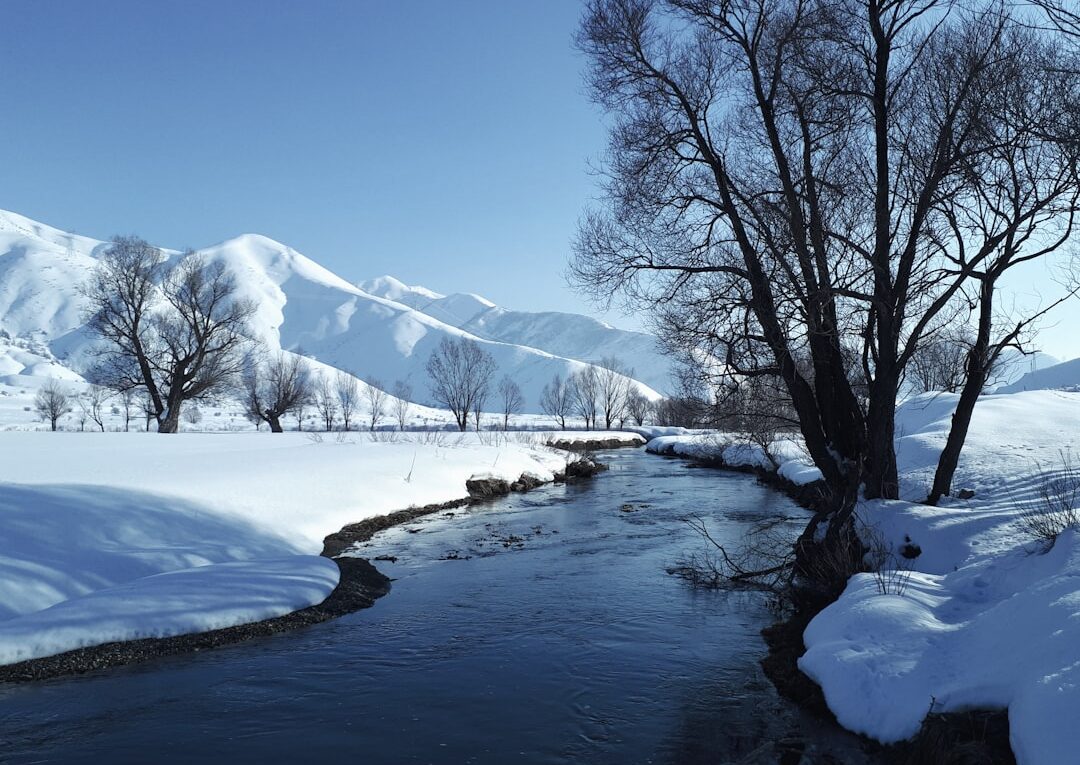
[1019, 449, 1080, 550]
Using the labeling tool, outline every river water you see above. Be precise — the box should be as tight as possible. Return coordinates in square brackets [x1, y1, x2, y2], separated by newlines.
[0, 450, 879, 764]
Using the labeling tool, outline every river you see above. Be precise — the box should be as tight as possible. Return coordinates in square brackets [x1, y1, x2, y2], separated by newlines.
[0, 450, 880, 764]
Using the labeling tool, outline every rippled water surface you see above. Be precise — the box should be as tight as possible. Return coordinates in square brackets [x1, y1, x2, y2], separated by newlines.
[0, 451, 879, 764]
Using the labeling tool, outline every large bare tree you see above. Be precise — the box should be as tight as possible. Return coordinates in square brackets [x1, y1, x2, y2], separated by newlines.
[573, 0, 1080, 549]
[83, 237, 255, 433]
[425, 337, 497, 431]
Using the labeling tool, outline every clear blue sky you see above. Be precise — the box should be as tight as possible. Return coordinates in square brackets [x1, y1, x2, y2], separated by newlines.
[3, 1, 1078, 360]
[0, 0, 631, 325]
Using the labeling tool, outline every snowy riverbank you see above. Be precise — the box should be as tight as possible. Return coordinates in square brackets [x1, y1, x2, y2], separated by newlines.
[642, 391, 1080, 764]
[0, 431, 609, 667]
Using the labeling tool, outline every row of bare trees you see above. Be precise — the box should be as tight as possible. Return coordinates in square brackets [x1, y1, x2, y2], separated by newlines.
[243, 355, 414, 433]
[424, 337, 647, 432]
[34, 380, 151, 432]
[539, 357, 647, 429]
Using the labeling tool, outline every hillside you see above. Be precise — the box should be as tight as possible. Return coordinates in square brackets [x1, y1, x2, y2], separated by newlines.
[996, 355, 1080, 394]
[360, 276, 673, 393]
[0, 210, 663, 416]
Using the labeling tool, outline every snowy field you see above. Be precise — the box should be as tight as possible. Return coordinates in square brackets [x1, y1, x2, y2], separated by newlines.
[643, 390, 1080, 764]
[0, 430, 616, 666]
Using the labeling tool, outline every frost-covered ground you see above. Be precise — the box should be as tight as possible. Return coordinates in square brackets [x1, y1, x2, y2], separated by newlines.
[641, 390, 1080, 764]
[0, 431, 595, 666]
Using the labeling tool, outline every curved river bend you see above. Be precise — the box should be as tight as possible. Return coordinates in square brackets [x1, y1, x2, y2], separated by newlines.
[0, 451, 880, 764]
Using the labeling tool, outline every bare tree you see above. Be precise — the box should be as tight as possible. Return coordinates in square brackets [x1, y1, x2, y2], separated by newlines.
[295, 398, 307, 431]
[140, 392, 156, 431]
[77, 385, 111, 432]
[907, 328, 973, 395]
[392, 380, 412, 431]
[83, 237, 256, 433]
[183, 406, 203, 428]
[35, 381, 71, 431]
[473, 387, 487, 432]
[314, 374, 337, 431]
[118, 388, 136, 432]
[626, 390, 652, 426]
[595, 357, 633, 429]
[243, 353, 313, 433]
[425, 337, 497, 431]
[540, 373, 573, 429]
[365, 377, 388, 431]
[335, 371, 360, 431]
[497, 375, 524, 430]
[568, 367, 600, 429]
[573, 0, 1080, 555]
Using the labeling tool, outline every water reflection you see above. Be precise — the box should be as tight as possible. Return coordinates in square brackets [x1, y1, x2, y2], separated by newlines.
[0, 451, 878, 764]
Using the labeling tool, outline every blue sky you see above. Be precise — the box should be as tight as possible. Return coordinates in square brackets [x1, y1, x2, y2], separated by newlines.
[2, 1, 1078, 360]
[0, 1, 626, 324]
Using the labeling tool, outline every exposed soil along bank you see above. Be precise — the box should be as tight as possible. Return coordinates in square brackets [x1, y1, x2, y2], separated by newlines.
[1, 459, 608, 685]
[0, 557, 391, 685]
[547, 437, 644, 451]
[651, 449, 1016, 765]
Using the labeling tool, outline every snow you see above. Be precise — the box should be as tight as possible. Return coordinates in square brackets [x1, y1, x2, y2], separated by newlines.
[644, 432, 823, 486]
[0, 431, 573, 665]
[996, 355, 1080, 394]
[638, 392, 1080, 761]
[796, 390, 1080, 764]
[0, 557, 339, 666]
[0, 207, 664, 412]
[361, 274, 675, 394]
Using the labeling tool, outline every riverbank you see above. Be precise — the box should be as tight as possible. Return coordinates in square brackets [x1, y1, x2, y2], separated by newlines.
[0, 431, 624, 678]
[644, 390, 1080, 764]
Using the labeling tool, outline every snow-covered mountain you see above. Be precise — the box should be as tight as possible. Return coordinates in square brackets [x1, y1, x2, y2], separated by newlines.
[0, 209, 667, 412]
[996, 355, 1080, 394]
[359, 276, 672, 393]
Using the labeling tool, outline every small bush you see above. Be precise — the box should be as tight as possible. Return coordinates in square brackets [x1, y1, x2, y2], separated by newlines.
[1019, 449, 1080, 550]
[862, 523, 914, 597]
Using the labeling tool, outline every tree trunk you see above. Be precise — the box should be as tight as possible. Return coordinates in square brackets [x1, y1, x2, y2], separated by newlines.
[268, 414, 283, 433]
[864, 375, 899, 500]
[927, 277, 996, 505]
[158, 408, 181, 433]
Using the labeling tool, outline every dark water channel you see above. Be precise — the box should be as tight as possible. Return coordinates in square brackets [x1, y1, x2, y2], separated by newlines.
[0, 450, 880, 764]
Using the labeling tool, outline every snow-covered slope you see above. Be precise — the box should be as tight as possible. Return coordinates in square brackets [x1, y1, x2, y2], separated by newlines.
[997, 355, 1080, 394]
[0, 210, 663, 412]
[360, 275, 674, 393]
[0, 431, 572, 664]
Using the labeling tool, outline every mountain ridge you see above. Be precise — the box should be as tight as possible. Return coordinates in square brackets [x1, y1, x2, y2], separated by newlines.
[0, 209, 671, 412]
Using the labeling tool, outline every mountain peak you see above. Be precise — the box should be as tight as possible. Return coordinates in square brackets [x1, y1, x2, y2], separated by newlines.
[359, 275, 443, 302]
